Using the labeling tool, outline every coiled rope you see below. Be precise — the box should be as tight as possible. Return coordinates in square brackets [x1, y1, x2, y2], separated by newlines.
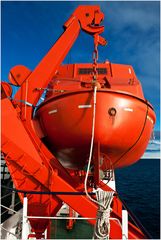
[93, 190, 114, 239]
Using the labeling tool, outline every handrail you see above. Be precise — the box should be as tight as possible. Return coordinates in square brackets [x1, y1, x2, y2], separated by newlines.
[24, 215, 122, 228]
[0, 204, 20, 214]
[26, 216, 96, 220]
[1, 201, 21, 216]
[1, 189, 124, 239]
[1, 185, 95, 196]
[1, 192, 13, 200]
[1, 185, 151, 239]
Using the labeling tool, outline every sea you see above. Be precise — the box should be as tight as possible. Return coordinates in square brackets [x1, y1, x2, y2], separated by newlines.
[115, 133, 160, 239]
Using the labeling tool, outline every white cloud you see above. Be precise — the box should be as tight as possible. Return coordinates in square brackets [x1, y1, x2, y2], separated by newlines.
[101, 1, 159, 32]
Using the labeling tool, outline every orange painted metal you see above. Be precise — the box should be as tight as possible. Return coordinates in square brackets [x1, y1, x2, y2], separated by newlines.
[8, 65, 32, 86]
[1, 82, 12, 98]
[66, 207, 76, 230]
[1, 5, 155, 239]
[36, 87, 155, 170]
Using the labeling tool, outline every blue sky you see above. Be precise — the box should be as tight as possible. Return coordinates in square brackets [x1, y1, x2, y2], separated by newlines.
[1, 1, 160, 130]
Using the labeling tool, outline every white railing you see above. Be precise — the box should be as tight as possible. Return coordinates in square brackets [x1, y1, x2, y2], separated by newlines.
[21, 196, 128, 240]
[0, 204, 22, 240]
[122, 209, 128, 240]
[22, 197, 28, 240]
[1, 204, 19, 214]
[1, 194, 128, 239]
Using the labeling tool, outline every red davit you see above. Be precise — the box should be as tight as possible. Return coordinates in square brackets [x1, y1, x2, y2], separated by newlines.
[1, 5, 155, 239]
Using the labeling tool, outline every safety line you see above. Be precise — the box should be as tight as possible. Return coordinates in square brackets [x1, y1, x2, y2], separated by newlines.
[1, 185, 95, 196]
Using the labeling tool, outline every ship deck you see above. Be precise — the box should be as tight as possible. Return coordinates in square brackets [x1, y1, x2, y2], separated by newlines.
[50, 218, 93, 239]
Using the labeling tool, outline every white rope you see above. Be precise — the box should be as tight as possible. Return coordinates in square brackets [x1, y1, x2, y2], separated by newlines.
[93, 190, 114, 239]
[84, 86, 105, 207]
[83, 86, 114, 239]
[84, 86, 113, 206]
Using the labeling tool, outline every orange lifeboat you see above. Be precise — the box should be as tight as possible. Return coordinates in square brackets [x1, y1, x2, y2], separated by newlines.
[35, 62, 156, 170]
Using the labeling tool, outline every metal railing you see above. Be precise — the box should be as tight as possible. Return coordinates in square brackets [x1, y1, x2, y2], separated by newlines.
[0, 204, 22, 240]
[1, 185, 128, 240]
[1, 202, 21, 217]
[21, 196, 126, 240]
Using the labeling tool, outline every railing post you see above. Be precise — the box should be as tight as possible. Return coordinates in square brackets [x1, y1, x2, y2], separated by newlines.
[44, 228, 47, 239]
[22, 195, 28, 240]
[9, 183, 16, 214]
[122, 209, 128, 240]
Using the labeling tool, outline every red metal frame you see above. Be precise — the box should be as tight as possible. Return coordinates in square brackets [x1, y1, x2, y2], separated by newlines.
[1, 6, 148, 239]
[66, 207, 76, 230]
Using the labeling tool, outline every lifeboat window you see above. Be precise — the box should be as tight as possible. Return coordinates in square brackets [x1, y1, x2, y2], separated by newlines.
[78, 68, 107, 75]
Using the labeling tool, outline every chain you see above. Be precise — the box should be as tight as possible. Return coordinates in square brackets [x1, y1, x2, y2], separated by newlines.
[92, 35, 99, 84]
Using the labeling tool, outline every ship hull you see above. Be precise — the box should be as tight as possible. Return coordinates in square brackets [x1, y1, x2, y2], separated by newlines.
[35, 90, 155, 170]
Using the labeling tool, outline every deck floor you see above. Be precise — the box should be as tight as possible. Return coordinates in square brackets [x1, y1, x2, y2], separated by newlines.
[50, 219, 93, 239]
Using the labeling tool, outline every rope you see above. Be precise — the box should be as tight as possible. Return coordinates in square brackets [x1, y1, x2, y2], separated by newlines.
[84, 86, 104, 206]
[93, 190, 114, 239]
[83, 86, 114, 205]
[96, 192, 113, 239]
[83, 86, 114, 239]
[113, 102, 149, 166]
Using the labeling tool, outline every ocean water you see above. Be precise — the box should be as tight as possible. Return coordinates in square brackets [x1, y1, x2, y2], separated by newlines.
[115, 158, 160, 239]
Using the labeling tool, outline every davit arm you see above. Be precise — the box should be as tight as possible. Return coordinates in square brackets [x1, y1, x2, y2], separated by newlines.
[9, 6, 106, 116]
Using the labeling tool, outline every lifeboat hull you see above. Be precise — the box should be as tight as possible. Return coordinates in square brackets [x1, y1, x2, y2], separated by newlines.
[35, 90, 155, 170]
